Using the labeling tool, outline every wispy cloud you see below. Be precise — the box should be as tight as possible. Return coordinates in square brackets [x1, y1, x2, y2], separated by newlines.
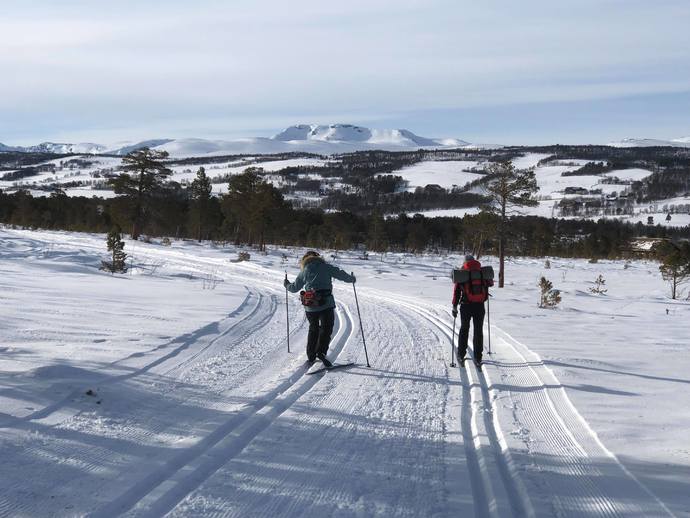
[1, 0, 689, 144]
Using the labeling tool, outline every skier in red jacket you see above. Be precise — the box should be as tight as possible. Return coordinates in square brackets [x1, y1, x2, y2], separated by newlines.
[452, 255, 493, 366]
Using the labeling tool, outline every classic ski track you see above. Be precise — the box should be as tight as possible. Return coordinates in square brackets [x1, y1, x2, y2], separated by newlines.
[0, 285, 293, 518]
[374, 291, 531, 518]
[161, 290, 282, 384]
[0, 286, 271, 430]
[492, 328, 675, 518]
[372, 299, 492, 518]
[88, 302, 356, 518]
[159, 289, 264, 378]
[383, 291, 673, 518]
[168, 291, 466, 518]
[0, 231, 306, 431]
[380, 300, 487, 518]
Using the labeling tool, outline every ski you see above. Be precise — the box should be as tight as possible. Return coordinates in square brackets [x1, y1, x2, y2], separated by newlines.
[306, 362, 356, 375]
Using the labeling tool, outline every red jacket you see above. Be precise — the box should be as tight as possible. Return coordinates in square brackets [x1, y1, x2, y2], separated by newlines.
[452, 259, 493, 305]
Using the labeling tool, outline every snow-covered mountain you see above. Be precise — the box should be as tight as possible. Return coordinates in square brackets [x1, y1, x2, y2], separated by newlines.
[132, 125, 472, 157]
[273, 124, 468, 148]
[0, 142, 107, 154]
[1, 125, 472, 158]
[106, 139, 174, 156]
[609, 137, 690, 148]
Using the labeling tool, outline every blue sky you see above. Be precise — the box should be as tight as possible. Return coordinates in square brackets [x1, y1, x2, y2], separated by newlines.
[1, 0, 689, 145]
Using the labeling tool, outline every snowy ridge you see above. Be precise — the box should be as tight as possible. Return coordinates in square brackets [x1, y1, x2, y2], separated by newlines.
[608, 137, 690, 148]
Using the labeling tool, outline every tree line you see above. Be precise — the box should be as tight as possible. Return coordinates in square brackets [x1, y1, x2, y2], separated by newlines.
[1, 149, 688, 262]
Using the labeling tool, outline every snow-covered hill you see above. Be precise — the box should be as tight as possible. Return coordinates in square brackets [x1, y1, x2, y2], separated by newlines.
[1, 124, 472, 158]
[609, 137, 690, 148]
[0, 228, 686, 516]
[133, 125, 472, 157]
[0, 141, 107, 154]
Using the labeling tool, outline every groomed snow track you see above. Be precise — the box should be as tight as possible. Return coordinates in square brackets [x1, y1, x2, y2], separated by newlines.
[376, 291, 674, 518]
[0, 231, 677, 517]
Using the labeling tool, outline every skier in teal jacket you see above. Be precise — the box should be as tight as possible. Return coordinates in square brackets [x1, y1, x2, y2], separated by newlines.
[284, 251, 355, 366]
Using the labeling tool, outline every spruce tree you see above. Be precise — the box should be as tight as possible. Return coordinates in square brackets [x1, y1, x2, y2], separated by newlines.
[104, 229, 127, 273]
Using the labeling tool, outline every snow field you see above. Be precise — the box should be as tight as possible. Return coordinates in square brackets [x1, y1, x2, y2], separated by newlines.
[391, 160, 483, 191]
[1, 229, 689, 516]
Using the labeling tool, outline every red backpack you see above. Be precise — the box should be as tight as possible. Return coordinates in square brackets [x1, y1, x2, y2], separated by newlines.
[462, 260, 489, 303]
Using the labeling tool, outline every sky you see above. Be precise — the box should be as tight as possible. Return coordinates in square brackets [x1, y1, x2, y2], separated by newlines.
[1, 0, 689, 146]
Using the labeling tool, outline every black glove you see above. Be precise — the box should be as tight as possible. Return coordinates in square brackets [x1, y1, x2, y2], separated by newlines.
[452, 307, 458, 318]
[283, 278, 291, 288]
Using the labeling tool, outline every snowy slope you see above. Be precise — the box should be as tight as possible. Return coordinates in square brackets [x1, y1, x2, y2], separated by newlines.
[392, 160, 484, 191]
[1, 228, 687, 517]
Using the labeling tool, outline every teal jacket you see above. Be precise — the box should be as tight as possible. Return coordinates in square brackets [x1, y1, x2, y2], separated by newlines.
[286, 256, 355, 312]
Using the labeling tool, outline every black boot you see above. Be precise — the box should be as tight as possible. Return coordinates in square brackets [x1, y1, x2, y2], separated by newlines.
[317, 353, 332, 368]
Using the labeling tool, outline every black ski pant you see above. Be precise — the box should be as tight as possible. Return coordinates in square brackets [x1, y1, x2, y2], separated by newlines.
[458, 302, 485, 361]
[305, 307, 335, 361]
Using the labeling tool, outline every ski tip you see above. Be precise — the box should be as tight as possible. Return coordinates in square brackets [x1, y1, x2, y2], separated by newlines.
[306, 362, 356, 375]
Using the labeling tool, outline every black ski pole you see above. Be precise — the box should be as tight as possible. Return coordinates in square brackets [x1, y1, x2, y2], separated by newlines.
[351, 273, 371, 367]
[450, 312, 457, 367]
[487, 293, 492, 355]
[285, 272, 290, 353]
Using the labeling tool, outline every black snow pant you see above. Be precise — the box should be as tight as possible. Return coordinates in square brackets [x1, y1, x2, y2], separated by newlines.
[458, 302, 485, 361]
[305, 307, 335, 361]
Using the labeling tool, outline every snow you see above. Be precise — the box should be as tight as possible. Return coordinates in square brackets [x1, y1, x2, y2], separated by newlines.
[603, 168, 654, 182]
[401, 207, 482, 218]
[609, 138, 690, 148]
[3, 124, 472, 159]
[1, 227, 688, 517]
[0, 155, 122, 194]
[393, 160, 484, 191]
[512, 153, 552, 170]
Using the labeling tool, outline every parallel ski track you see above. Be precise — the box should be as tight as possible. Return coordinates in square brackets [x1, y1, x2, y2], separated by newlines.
[492, 328, 675, 518]
[168, 290, 465, 517]
[381, 291, 673, 518]
[376, 291, 533, 518]
[161, 290, 278, 381]
[0, 285, 295, 518]
[0, 286, 272, 429]
[89, 303, 356, 518]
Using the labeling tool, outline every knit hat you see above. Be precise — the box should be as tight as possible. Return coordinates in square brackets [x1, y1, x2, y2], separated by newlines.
[465, 254, 475, 262]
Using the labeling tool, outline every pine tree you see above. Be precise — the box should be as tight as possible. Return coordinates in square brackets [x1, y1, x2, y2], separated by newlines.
[656, 241, 690, 299]
[222, 168, 286, 250]
[103, 229, 127, 273]
[108, 148, 172, 240]
[539, 276, 561, 308]
[189, 167, 213, 242]
[589, 274, 608, 294]
[483, 162, 539, 287]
